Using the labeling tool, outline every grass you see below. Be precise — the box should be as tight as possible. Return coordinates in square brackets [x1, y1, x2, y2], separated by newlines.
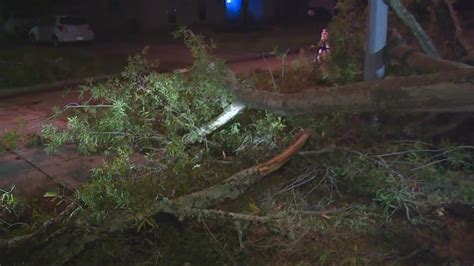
[0, 45, 127, 89]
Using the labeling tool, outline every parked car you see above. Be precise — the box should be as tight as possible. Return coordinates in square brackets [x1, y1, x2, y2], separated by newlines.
[29, 16, 94, 46]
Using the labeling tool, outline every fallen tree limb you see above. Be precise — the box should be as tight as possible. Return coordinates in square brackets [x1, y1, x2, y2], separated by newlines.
[231, 69, 474, 116]
[388, 30, 472, 73]
[176, 208, 275, 223]
[388, 0, 441, 58]
[444, 0, 473, 53]
[174, 130, 311, 209]
[1, 130, 311, 263]
[444, 0, 474, 65]
[172, 207, 343, 225]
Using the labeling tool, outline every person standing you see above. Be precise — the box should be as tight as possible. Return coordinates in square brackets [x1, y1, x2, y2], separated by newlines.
[316, 28, 330, 63]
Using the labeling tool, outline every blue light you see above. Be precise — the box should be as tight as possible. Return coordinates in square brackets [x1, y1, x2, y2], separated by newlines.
[225, 0, 241, 20]
[249, 0, 264, 20]
[225, 0, 264, 22]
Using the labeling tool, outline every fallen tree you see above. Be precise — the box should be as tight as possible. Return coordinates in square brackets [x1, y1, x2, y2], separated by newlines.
[3, 4, 474, 263]
[444, 0, 474, 65]
[1, 130, 311, 263]
[229, 68, 474, 116]
[388, 30, 472, 73]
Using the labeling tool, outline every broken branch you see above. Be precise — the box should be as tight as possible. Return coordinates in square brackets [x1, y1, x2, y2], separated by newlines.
[174, 130, 311, 209]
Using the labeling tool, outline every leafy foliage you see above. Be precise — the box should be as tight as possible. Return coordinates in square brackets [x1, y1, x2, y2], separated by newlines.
[0, 186, 21, 216]
[1, 129, 20, 150]
[41, 28, 286, 213]
[17, 24, 473, 266]
[325, 0, 366, 84]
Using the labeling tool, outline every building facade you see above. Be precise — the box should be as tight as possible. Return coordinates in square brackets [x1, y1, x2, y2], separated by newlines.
[2, 0, 327, 34]
[70, 0, 314, 33]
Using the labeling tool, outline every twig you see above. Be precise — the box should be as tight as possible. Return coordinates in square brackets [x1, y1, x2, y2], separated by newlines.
[63, 103, 114, 110]
[262, 52, 278, 91]
[376, 149, 442, 157]
[410, 158, 449, 171]
[201, 217, 236, 265]
[273, 166, 320, 196]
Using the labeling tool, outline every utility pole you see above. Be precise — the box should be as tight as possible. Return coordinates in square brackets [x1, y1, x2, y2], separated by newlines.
[364, 0, 389, 80]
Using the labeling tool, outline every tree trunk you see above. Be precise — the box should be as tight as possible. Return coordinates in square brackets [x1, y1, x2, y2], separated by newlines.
[230, 69, 474, 116]
[389, 0, 441, 58]
[388, 29, 472, 73]
[444, 0, 472, 52]
[444, 0, 474, 65]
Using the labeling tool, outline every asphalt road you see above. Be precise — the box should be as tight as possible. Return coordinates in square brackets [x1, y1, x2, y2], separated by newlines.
[0, 52, 301, 200]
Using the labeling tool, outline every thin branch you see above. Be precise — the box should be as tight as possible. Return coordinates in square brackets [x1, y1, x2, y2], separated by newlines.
[262, 52, 278, 91]
[376, 149, 442, 157]
[63, 103, 114, 110]
[411, 158, 449, 171]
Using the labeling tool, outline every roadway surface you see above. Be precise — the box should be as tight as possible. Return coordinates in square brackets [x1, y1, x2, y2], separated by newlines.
[0, 48, 301, 200]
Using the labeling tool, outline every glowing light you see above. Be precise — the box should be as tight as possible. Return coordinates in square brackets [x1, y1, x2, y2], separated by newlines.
[249, 0, 264, 20]
[225, 0, 264, 22]
[225, 0, 241, 20]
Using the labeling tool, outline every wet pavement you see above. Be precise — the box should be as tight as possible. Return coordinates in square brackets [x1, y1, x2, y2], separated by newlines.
[0, 52, 300, 198]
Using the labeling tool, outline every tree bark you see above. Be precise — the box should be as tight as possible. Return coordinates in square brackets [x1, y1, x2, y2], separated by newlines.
[388, 30, 472, 73]
[185, 101, 246, 143]
[388, 0, 441, 58]
[444, 0, 473, 53]
[230, 69, 474, 116]
[174, 130, 311, 209]
[1, 130, 311, 263]
[444, 0, 474, 65]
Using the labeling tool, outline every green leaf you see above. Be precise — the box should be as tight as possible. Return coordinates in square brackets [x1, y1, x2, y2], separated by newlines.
[44, 191, 59, 198]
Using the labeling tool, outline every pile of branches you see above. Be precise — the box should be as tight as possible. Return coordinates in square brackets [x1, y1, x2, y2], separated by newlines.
[1, 0, 474, 264]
